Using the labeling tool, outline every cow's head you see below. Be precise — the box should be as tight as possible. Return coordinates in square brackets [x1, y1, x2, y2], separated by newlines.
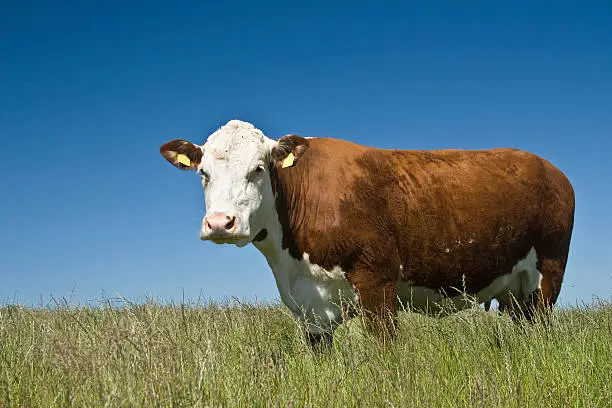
[160, 120, 307, 247]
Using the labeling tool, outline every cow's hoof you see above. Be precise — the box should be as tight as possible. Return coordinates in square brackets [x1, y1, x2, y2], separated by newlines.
[306, 331, 333, 351]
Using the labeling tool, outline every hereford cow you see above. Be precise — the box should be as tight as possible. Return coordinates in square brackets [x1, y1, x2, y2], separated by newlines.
[159, 119, 575, 346]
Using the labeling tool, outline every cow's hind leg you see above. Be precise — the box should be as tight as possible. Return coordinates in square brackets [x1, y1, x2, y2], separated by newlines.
[498, 287, 541, 322]
[498, 253, 567, 323]
[530, 166, 573, 321]
[534, 256, 567, 318]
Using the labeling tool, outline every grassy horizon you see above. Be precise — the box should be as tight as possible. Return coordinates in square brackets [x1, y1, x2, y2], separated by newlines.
[1, 297, 610, 407]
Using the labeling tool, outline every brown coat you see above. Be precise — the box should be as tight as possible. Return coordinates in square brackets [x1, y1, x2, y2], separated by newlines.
[270, 135, 575, 324]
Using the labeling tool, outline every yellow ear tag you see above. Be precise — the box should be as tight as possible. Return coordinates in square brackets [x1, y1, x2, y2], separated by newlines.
[176, 154, 191, 167]
[281, 152, 295, 168]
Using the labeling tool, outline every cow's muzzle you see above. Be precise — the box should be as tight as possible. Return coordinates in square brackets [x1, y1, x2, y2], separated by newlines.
[200, 212, 248, 243]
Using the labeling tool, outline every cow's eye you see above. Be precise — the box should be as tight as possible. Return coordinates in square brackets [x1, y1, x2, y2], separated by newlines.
[247, 165, 265, 181]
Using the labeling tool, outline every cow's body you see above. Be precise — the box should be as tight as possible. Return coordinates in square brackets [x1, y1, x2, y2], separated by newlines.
[160, 120, 575, 344]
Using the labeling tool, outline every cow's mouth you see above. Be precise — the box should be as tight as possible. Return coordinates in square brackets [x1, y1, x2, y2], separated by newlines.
[202, 233, 249, 245]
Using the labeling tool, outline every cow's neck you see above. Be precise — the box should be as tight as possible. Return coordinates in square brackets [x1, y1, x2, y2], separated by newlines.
[250, 204, 304, 315]
[251, 210, 285, 262]
[252, 163, 302, 262]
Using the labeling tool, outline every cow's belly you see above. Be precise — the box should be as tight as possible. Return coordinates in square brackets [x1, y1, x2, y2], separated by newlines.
[270, 246, 541, 328]
[398, 247, 542, 313]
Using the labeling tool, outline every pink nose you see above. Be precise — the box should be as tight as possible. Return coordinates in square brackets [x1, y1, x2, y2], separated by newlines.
[204, 212, 236, 233]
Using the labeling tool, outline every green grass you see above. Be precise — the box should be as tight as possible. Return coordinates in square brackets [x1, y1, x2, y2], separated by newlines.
[1, 297, 610, 407]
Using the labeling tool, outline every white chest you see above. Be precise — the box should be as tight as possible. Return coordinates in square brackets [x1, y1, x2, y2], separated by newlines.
[266, 251, 358, 334]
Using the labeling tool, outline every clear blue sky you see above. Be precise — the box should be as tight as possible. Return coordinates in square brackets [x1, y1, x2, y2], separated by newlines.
[1, 1, 610, 307]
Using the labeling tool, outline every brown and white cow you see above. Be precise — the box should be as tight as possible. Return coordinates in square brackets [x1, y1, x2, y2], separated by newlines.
[160, 120, 575, 346]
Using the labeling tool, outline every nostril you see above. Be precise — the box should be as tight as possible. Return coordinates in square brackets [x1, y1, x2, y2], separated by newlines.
[224, 217, 235, 230]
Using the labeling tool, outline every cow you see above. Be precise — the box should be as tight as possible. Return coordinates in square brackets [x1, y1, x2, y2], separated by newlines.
[159, 119, 575, 347]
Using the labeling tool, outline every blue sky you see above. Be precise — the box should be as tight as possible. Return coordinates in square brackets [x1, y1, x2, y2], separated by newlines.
[1, 1, 610, 307]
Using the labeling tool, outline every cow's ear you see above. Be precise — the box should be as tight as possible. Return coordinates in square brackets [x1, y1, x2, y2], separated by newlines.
[271, 134, 310, 168]
[159, 139, 203, 171]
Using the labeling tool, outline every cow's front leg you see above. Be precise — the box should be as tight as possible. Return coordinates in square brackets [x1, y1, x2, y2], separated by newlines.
[352, 279, 398, 343]
[306, 331, 333, 351]
[291, 310, 336, 351]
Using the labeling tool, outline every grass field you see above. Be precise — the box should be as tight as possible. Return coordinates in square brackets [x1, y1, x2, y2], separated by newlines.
[1, 297, 610, 407]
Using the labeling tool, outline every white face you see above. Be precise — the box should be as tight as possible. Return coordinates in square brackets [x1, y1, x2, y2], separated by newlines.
[197, 120, 277, 247]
